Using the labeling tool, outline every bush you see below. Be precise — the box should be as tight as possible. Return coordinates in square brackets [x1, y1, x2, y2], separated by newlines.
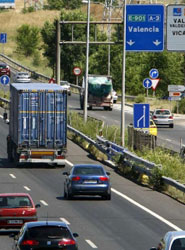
[174, 98, 185, 114]
[134, 94, 145, 103]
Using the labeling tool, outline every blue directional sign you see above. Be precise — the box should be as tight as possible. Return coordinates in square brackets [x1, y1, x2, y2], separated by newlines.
[143, 78, 152, 89]
[0, 33, 7, 44]
[126, 5, 164, 51]
[133, 104, 150, 128]
[0, 75, 10, 85]
[149, 68, 159, 79]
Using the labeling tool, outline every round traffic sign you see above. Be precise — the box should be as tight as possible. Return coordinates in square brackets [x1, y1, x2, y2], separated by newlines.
[0, 75, 10, 85]
[73, 67, 82, 76]
[143, 78, 152, 89]
[149, 68, 159, 79]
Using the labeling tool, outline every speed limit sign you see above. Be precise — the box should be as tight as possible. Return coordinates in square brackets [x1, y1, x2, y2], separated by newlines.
[73, 67, 82, 76]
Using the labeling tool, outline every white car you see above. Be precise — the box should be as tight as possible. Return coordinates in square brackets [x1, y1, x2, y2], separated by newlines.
[14, 72, 31, 83]
[112, 89, 118, 103]
[60, 80, 71, 96]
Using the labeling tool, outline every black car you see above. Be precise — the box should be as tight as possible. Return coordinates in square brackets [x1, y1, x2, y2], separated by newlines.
[10, 221, 79, 250]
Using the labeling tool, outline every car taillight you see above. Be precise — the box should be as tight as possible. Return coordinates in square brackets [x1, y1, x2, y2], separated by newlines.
[152, 116, 157, 119]
[58, 239, 76, 246]
[99, 176, 109, 181]
[72, 176, 81, 181]
[169, 116, 173, 119]
[21, 240, 39, 246]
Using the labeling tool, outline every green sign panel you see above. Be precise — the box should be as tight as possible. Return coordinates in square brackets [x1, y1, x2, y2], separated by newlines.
[127, 14, 146, 22]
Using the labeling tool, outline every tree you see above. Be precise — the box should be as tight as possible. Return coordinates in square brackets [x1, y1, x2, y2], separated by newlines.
[41, 9, 107, 82]
[47, 0, 82, 10]
[16, 24, 40, 56]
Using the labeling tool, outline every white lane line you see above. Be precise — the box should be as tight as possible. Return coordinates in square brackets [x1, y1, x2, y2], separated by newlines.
[60, 218, 70, 225]
[166, 139, 172, 142]
[85, 239, 98, 248]
[9, 174, 16, 179]
[65, 160, 73, 167]
[23, 186, 31, 191]
[40, 200, 48, 206]
[111, 188, 182, 231]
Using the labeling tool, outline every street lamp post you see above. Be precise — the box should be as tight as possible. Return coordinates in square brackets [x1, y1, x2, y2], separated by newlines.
[121, 0, 127, 147]
[83, 0, 91, 123]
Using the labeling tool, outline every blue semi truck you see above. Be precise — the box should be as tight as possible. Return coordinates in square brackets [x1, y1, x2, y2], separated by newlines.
[7, 83, 67, 166]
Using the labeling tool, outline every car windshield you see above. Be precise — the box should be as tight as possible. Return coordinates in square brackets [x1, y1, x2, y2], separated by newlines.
[171, 238, 185, 250]
[17, 73, 29, 77]
[0, 64, 7, 69]
[73, 167, 104, 175]
[28, 226, 72, 239]
[155, 110, 170, 115]
[0, 196, 32, 208]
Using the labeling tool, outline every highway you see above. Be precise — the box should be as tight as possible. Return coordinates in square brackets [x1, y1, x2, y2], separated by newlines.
[1, 102, 185, 249]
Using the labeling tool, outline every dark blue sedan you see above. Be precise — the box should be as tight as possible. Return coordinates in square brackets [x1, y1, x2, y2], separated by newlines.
[63, 164, 111, 200]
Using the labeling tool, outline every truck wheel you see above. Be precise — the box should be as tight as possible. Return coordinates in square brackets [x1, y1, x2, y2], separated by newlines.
[104, 107, 109, 111]
[88, 106, 92, 110]
[109, 107, 112, 111]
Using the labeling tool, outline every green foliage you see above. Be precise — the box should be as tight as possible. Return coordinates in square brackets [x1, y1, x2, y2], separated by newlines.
[149, 167, 163, 191]
[47, 0, 82, 10]
[174, 98, 185, 114]
[16, 24, 40, 56]
[22, 6, 35, 13]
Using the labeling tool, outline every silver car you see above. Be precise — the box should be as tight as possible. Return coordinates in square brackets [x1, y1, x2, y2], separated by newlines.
[14, 72, 31, 83]
[150, 230, 185, 250]
[151, 109, 174, 128]
[60, 80, 71, 96]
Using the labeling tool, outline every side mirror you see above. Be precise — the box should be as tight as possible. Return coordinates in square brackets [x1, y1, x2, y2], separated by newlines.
[35, 204, 41, 208]
[106, 172, 110, 176]
[63, 172, 69, 176]
[73, 233, 79, 238]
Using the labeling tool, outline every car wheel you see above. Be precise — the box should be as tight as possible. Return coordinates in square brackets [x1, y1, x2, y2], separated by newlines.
[170, 124, 174, 128]
[64, 187, 67, 199]
[106, 193, 111, 200]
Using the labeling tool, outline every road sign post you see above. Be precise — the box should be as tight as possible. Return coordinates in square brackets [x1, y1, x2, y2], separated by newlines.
[143, 78, 152, 97]
[0, 75, 10, 98]
[0, 33, 7, 54]
[133, 104, 150, 129]
[126, 5, 164, 51]
[73, 67, 82, 86]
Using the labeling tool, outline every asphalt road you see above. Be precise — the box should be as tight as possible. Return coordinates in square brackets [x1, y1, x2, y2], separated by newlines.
[68, 93, 185, 153]
[1, 111, 185, 249]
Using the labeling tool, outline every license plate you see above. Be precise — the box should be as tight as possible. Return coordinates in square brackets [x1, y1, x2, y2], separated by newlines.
[84, 180, 97, 184]
[8, 220, 23, 224]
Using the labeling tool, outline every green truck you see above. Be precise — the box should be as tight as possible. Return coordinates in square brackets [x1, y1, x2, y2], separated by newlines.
[80, 75, 113, 111]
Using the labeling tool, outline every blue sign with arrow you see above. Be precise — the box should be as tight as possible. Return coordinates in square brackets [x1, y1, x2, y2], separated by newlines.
[133, 104, 150, 128]
[143, 78, 152, 89]
[0, 75, 10, 85]
[149, 68, 159, 79]
[0, 33, 7, 44]
[126, 5, 164, 51]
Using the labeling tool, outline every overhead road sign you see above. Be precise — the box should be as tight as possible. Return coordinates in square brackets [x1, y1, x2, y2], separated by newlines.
[149, 68, 159, 79]
[167, 5, 185, 51]
[143, 78, 152, 89]
[168, 85, 185, 92]
[133, 104, 150, 129]
[0, 75, 10, 85]
[126, 5, 164, 52]
[0, 0, 15, 9]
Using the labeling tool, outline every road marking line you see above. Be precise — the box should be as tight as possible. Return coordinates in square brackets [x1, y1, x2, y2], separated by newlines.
[166, 139, 172, 142]
[40, 200, 48, 206]
[23, 186, 31, 191]
[85, 239, 98, 248]
[60, 218, 70, 225]
[111, 188, 182, 231]
[9, 174, 16, 179]
[65, 160, 73, 167]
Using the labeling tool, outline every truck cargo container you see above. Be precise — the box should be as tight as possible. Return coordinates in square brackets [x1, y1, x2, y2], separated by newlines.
[80, 75, 113, 111]
[7, 83, 67, 166]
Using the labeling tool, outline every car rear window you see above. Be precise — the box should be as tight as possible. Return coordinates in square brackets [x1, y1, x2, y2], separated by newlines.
[155, 110, 170, 115]
[0, 196, 32, 208]
[73, 167, 104, 175]
[28, 226, 71, 239]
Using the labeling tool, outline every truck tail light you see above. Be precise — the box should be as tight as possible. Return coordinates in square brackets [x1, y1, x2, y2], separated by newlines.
[56, 155, 65, 159]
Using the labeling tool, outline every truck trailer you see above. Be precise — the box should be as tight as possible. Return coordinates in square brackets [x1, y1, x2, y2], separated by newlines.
[7, 83, 67, 166]
[80, 75, 113, 111]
